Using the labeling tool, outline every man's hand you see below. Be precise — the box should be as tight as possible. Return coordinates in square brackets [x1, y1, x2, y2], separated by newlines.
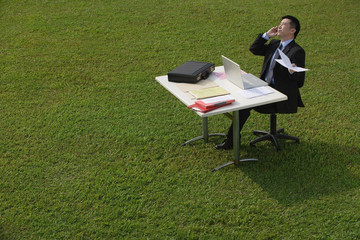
[289, 63, 297, 73]
[266, 26, 279, 38]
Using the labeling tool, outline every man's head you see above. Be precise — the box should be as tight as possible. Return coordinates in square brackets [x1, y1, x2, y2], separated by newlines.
[278, 15, 301, 40]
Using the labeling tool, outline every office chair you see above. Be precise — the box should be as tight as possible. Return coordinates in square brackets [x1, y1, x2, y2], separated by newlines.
[250, 113, 299, 150]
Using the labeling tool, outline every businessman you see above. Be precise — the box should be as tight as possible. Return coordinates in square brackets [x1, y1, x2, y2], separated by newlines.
[216, 15, 305, 150]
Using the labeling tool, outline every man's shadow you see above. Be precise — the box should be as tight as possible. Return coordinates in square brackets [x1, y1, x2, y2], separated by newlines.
[239, 139, 360, 206]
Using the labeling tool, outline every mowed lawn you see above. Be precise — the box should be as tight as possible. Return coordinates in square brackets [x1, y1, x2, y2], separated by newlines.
[1, 0, 359, 239]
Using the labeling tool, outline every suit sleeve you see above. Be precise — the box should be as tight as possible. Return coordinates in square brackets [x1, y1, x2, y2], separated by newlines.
[290, 48, 306, 88]
[249, 34, 269, 56]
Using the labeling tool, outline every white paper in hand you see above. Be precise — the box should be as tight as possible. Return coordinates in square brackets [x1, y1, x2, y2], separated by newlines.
[276, 49, 309, 72]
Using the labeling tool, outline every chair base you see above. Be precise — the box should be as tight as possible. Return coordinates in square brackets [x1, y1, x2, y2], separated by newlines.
[250, 113, 299, 150]
[250, 128, 299, 150]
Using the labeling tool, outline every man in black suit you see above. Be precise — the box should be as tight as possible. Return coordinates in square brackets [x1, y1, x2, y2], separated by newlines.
[215, 15, 305, 150]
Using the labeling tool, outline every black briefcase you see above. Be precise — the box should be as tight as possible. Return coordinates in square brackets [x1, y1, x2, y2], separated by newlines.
[168, 61, 215, 83]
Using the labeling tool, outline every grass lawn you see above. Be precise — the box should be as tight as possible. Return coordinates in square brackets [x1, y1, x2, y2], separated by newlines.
[1, 0, 359, 239]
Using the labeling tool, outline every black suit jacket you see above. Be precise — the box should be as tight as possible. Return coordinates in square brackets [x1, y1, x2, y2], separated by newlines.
[250, 34, 305, 113]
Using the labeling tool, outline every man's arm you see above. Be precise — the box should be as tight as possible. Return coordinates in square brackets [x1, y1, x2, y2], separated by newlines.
[249, 34, 269, 56]
[289, 47, 306, 88]
[249, 26, 279, 56]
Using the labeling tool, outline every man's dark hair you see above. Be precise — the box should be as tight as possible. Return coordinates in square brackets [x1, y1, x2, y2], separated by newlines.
[282, 15, 300, 39]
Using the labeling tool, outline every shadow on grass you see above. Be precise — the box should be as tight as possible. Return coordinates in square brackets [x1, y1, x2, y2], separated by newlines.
[239, 139, 360, 206]
[177, 126, 360, 206]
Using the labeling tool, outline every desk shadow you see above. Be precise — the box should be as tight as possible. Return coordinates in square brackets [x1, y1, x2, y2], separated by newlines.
[239, 140, 360, 206]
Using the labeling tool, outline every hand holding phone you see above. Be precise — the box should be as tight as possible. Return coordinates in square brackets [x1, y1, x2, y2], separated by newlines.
[266, 26, 279, 38]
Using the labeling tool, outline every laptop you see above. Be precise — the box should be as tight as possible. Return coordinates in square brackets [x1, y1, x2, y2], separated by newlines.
[221, 55, 268, 89]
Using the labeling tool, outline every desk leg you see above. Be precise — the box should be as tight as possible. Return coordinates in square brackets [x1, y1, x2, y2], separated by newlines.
[181, 117, 226, 146]
[233, 110, 241, 165]
[203, 117, 209, 142]
[211, 110, 258, 172]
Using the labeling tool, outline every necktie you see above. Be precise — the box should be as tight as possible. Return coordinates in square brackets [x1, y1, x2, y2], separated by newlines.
[266, 43, 283, 84]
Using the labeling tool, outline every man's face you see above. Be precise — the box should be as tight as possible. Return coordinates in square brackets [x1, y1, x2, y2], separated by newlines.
[277, 18, 296, 39]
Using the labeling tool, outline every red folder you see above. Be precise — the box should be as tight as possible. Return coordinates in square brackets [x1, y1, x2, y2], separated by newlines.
[188, 102, 233, 113]
[195, 98, 235, 109]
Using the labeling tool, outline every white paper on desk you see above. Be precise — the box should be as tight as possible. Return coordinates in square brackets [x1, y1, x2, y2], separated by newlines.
[201, 95, 234, 104]
[176, 79, 217, 92]
[239, 86, 274, 99]
[276, 49, 309, 72]
[212, 71, 227, 80]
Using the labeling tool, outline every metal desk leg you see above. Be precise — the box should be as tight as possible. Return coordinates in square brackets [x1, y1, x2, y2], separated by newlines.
[211, 110, 258, 172]
[203, 117, 209, 143]
[181, 117, 226, 146]
[233, 110, 241, 165]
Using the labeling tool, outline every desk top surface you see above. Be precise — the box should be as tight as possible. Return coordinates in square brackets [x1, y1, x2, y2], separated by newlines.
[155, 66, 287, 117]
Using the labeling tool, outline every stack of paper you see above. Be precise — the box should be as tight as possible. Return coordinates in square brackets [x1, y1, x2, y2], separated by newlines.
[239, 86, 274, 99]
[176, 79, 217, 92]
[189, 86, 229, 99]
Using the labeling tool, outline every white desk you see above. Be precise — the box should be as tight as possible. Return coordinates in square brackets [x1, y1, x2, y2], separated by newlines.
[155, 66, 287, 170]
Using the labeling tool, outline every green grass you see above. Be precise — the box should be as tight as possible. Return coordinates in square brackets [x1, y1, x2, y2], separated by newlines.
[1, 0, 359, 239]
